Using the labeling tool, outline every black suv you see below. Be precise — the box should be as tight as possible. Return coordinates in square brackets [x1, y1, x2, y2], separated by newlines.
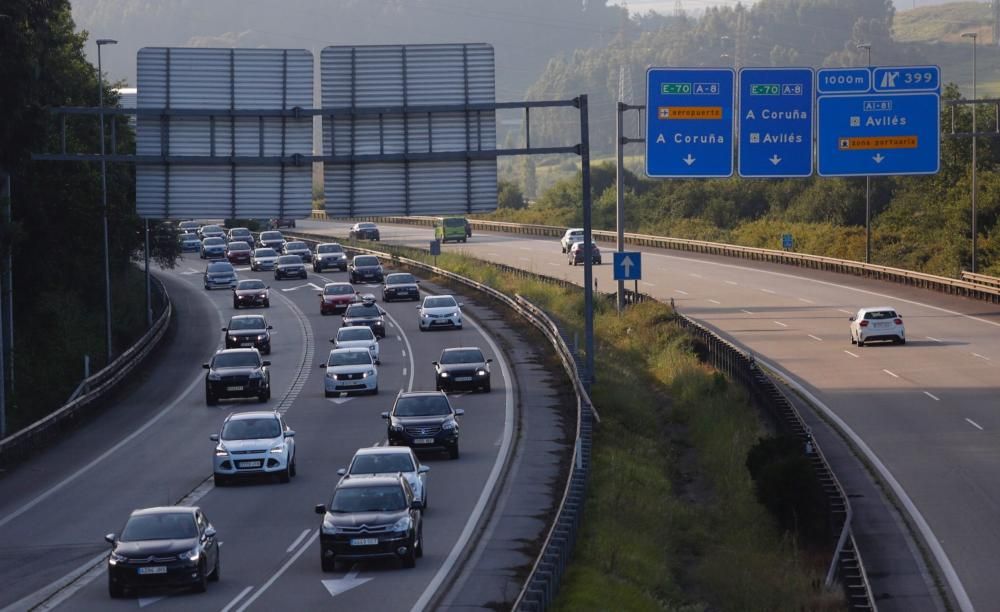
[434, 347, 492, 393]
[315, 474, 422, 571]
[342, 298, 386, 339]
[382, 391, 464, 459]
[203, 349, 271, 405]
[223, 314, 272, 353]
[349, 255, 384, 283]
[382, 272, 420, 302]
[106, 506, 220, 598]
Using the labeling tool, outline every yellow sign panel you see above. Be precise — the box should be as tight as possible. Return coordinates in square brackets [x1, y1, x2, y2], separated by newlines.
[837, 136, 918, 150]
[658, 106, 723, 120]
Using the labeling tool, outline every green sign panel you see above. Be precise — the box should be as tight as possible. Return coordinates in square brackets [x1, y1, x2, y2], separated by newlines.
[750, 84, 780, 95]
[661, 82, 692, 95]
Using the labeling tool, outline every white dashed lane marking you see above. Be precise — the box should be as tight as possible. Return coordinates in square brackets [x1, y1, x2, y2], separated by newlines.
[965, 418, 984, 431]
[844, 351, 859, 358]
[883, 369, 899, 379]
[924, 391, 940, 401]
[808, 335, 823, 342]
[773, 321, 787, 328]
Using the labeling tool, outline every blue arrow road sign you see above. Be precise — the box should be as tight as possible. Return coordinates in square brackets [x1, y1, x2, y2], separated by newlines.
[613, 252, 642, 281]
[817, 65, 940, 177]
[738, 68, 814, 178]
[646, 68, 735, 178]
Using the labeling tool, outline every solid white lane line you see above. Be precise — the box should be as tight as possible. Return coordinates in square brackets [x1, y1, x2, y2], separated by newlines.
[725, 280, 738, 285]
[740, 309, 754, 315]
[838, 309, 853, 314]
[641, 281, 656, 287]
[518, 257, 530, 261]
[844, 351, 859, 358]
[924, 391, 941, 401]
[221, 587, 254, 612]
[689, 273, 702, 278]
[708, 299, 721, 305]
[396, 334, 402, 341]
[286, 529, 311, 554]
[883, 369, 899, 378]
[235, 530, 319, 612]
[798, 297, 815, 304]
[972, 353, 990, 361]
[773, 321, 787, 327]
[487, 252, 499, 257]
[808, 335, 823, 342]
[547, 262, 560, 267]
[965, 418, 984, 431]
[760, 288, 776, 294]
[926, 336, 942, 342]
[382, 310, 415, 392]
[674, 289, 689, 295]
[518, 247, 531, 251]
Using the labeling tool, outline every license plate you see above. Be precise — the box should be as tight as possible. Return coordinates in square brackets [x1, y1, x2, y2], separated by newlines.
[350, 538, 378, 546]
[455, 377, 473, 382]
[238, 460, 262, 468]
[240, 342, 254, 347]
[874, 322, 889, 328]
[226, 385, 244, 391]
[414, 438, 435, 444]
[137, 566, 167, 575]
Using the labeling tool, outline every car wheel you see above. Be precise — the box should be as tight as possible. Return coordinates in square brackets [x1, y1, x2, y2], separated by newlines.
[455, 324, 463, 330]
[264, 300, 270, 308]
[449, 444, 460, 460]
[213, 474, 228, 487]
[192, 561, 208, 593]
[206, 392, 218, 406]
[321, 554, 336, 573]
[850, 333, 856, 345]
[108, 576, 125, 599]
[289, 455, 297, 477]
[325, 390, 334, 398]
[233, 301, 240, 309]
[278, 465, 291, 484]
[857, 338, 865, 347]
[208, 550, 220, 582]
[415, 527, 424, 558]
[370, 385, 378, 395]
[482, 382, 491, 393]
[898, 337, 906, 345]
[401, 544, 416, 569]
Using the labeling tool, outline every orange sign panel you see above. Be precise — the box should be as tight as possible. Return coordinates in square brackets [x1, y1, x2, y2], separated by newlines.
[658, 106, 723, 120]
[837, 136, 918, 150]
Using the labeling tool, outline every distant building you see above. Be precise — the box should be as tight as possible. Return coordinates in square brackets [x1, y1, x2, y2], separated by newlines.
[115, 87, 137, 128]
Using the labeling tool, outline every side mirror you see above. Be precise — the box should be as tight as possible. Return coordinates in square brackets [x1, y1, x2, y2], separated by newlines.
[418, 465, 430, 474]
[318, 293, 323, 296]
[267, 325, 273, 330]
[458, 303, 465, 307]
[431, 361, 438, 366]
[314, 504, 327, 515]
[848, 317, 855, 322]
[202, 363, 210, 369]
[262, 360, 271, 367]
[210, 434, 219, 442]
[105, 533, 116, 545]
[455, 409, 465, 416]
[221, 327, 228, 332]
[337, 468, 346, 476]
[416, 305, 421, 310]
[380, 412, 389, 419]
[318, 363, 327, 369]
[415, 280, 421, 284]
[204, 526, 217, 539]
[410, 500, 422, 510]
[284, 430, 295, 438]
[486, 358, 493, 363]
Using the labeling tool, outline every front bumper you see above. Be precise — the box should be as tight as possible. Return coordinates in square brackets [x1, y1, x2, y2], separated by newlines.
[384, 288, 419, 301]
[213, 450, 289, 477]
[325, 374, 377, 393]
[107, 559, 202, 590]
[388, 429, 459, 452]
[419, 315, 462, 330]
[207, 378, 267, 399]
[275, 267, 307, 278]
[320, 532, 411, 563]
[438, 373, 489, 391]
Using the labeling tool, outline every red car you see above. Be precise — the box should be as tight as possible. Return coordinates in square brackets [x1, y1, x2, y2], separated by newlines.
[319, 282, 358, 315]
[226, 241, 252, 264]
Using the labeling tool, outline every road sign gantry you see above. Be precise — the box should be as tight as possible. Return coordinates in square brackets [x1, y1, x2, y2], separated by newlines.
[738, 67, 814, 178]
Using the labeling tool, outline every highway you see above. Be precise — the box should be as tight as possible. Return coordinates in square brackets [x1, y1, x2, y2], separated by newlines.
[297, 219, 1000, 611]
[0, 249, 526, 611]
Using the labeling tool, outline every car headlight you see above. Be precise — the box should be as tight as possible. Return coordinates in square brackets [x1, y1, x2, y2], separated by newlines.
[391, 516, 411, 533]
[363, 369, 375, 378]
[369, 345, 376, 352]
[322, 521, 345, 535]
[109, 551, 127, 564]
[207, 373, 222, 381]
[326, 372, 335, 379]
[390, 423, 404, 433]
[439, 372, 449, 378]
[269, 443, 285, 454]
[258, 293, 267, 298]
[476, 369, 487, 376]
[229, 335, 239, 341]
[215, 444, 228, 457]
[442, 419, 458, 431]
[178, 547, 200, 562]
[249, 370, 262, 379]
[373, 321, 383, 326]
[421, 312, 430, 318]
[256, 334, 267, 341]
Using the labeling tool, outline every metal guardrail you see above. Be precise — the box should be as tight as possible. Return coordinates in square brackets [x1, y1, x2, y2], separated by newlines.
[961, 270, 1000, 288]
[309, 211, 1000, 303]
[0, 277, 172, 467]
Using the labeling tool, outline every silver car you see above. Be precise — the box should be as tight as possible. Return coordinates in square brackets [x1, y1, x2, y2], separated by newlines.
[204, 261, 237, 290]
[321, 347, 378, 396]
[251, 248, 279, 271]
[338, 446, 430, 508]
[210, 411, 296, 485]
[332, 326, 379, 363]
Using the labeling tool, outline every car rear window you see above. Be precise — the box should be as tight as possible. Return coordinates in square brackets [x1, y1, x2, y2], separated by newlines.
[444, 218, 466, 227]
[864, 310, 897, 320]
[354, 256, 379, 267]
[350, 453, 414, 474]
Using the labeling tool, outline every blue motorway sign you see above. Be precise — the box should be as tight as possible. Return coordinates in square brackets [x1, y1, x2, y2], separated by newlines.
[613, 251, 642, 281]
[738, 68, 814, 178]
[817, 65, 940, 177]
[646, 68, 735, 178]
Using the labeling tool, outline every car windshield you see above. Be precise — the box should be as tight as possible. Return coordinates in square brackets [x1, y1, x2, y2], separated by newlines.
[260, 232, 282, 240]
[237, 280, 266, 290]
[228, 242, 250, 251]
[386, 274, 415, 285]
[354, 256, 379, 267]
[207, 262, 233, 273]
[338, 328, 374, 342]
[325, 284, 354, 295]
[212, 352, 261, 368]
[393, 395, 451, 417]
[864, 310, 897, 320]
[229, 317, 265, 330]
[254, 249, 277, 257]
[443, 218, 465, 227]
[330, 485, 405, 513]
[441, 349, 484, 364]
[423, 296, 457, 309]
[318, 244, 343, 253]
[350, 453, 415, 475]
[346, 304, 380, 317]
[222, 417, 281, 440]
[277, 255, 301, 264]
[286, 242, 306, 250]
[121, 513, 198, 542]
[204, 238, 225, 246]
[329, 351, 372, 367]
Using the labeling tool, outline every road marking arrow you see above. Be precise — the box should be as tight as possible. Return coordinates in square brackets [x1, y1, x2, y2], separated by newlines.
[769, 154, 782, 166]
[327, 396, 354, 405]
[620, 255, 634, 278]
[682, 154, 696, 166]
[872, 153, 885, 164]
[280, 283, 312, 292]
[322, 566, 373, 598]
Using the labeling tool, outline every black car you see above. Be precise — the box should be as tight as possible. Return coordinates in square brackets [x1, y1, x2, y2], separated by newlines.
[223, 314, 272, 353]
[106, 506, 220, 598]
[349, 255, 384, 284]
[434, 347, 492, 393]
[226, 227, 254, 245]
[382, 272, 420, 302]
[203, 348, 271, 405]
[349, 222, 380, 241]
[315, 474, 422, 571]
[342, 298, 386, 339]
[274, 254, 307, 280]
[382, 391, 464, 459]
[312, 242, 349, 272]
[233, 279, 270, 309]
[257, 230, 285, 251]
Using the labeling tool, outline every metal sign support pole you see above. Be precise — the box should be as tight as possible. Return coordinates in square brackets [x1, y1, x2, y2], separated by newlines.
[579, 95, 595, 388]
[144, 220, 151, 328]
[616, 102, 625, 314]
[0, 171, 7, 438]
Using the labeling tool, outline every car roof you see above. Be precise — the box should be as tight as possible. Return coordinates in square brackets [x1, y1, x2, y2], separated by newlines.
[230, 314, 266, 321]
[338, 326, 374, 335]
[353, 446, 413, 457]
[566, 228, 583, 233]
[442, 346, 482, 354]
[397, 390, 447, 398]
[336, 474, 403, 489]
[330, 346, 371, 354]
[215, 348, 260, 356]
[858, 306, 896, 312]
[229, 227, 249, 232]
[228, 241, 251, 247]
[131, 506, 198, 517]
[226, 410, 279, 422]
[325, 281, 353, 287]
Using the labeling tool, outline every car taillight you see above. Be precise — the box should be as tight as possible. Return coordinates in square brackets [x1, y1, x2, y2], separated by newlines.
[894, 318, 902, 325]
[859, 320, 869, 327]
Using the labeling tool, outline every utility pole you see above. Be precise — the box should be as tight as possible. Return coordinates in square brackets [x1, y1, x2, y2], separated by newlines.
[97, 38, 117, 363]
[857, 42, 872, 264]
[962, 32, 978, 273]
[0, 171, 7, 438]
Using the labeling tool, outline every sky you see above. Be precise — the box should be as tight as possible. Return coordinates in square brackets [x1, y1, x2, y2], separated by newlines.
[616, 0, 987, 13]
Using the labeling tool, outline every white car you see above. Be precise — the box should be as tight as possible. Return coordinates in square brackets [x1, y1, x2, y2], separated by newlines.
[332, 326, 380, 364]
[338, 446, 430, 509]
[418, 295, 463, 331]
[560, 228, 584, 253]
[251, 248, 280, 271]
[210, 411, 296, 485]
[321, 347, 378, 396]
[849, 307, 905, 346]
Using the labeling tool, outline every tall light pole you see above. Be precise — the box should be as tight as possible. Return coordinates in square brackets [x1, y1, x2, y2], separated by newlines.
[857, 42, 872, 264]
[97, 38, 117, 363]
[962, 32, 978, 273]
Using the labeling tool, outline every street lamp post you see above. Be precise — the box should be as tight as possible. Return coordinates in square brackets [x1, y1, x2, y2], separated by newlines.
[857, 42, 872, 264]
[962, 32, 978, 273]
[97, 38, 117, 363]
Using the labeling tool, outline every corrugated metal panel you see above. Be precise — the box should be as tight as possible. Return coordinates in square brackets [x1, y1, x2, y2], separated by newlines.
[136, 48, 313, 220]
[321, 44, 498, 217]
